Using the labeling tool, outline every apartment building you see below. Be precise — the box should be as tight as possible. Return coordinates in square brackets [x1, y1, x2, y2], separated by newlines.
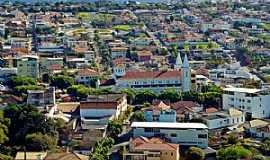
[131, 122, 208, 148]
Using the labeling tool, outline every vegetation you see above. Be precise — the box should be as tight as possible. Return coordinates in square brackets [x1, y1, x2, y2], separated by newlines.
[25, 132, 57, 151]
[217, 145, 252, 160]
[186, 147, 205, 160]
[89, 138, 114, 160]
[50, 75, 75, 89]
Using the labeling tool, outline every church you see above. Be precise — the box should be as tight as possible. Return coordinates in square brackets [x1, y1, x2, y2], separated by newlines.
[114, 53, 196, 93]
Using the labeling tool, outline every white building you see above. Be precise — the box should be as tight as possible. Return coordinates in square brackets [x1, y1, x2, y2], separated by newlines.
[116, 54, 193, 93]
[223, 87, 270, 119]
[131, 122, 208, 148]
[202, 108, 245, 129]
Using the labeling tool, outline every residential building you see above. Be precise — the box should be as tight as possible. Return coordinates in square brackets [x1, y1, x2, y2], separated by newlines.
[79, 94, 127, 146]
[144, 101, 176, 122]
[223, 87, 270, 118]
[17, 55, 39, 79]
[124, 136, 180, 160]
[111, 47, 128, 59]
[202, 108, 245, 129]
[40, 57, 63, 74]
[27, 87, 56, 106]
[131, 122, 208, 148]
[75, 69, 99, 87]
[244, 119, 270, 139]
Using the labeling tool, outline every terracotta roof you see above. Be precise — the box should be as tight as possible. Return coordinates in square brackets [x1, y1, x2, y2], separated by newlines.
[205, 107, 218, 113]
[119, 70, 181, 80]
[57, 102, 80, 113]
[257, 125, 270, 133]
[45, 152, 88, 160]
[77, 69, 99, 76]
[80, 102, 118, 109]
[144, 101, 171, 111]
[171, 101, 198, 114]
[131, 136, 179, 151]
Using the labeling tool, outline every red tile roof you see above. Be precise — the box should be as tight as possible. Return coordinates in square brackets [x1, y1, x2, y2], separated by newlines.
[77, 69, 99, 76]
[131, 136, 179, 151]
[171, 101, 198, 114]
[119, 70, 181, 80]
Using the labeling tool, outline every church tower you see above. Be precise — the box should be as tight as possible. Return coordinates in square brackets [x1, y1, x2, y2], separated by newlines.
[174, 52, 182, 70]
[182, 54, 191, 92]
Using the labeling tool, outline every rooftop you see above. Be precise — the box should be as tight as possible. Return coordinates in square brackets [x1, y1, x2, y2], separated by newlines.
[223, 87, 262, 94]
[131, 122, 208, 129]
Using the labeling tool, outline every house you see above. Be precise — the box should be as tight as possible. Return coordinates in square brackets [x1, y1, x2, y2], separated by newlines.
[143, 101, 176, 122]
[40, 58, 64, 74]
[79, 94, 127, 146]
[27, 87, 56, 106]
[131, 122, 208, 148]
[244, 119, 270, 139]
[0, 67, 17, 82]
[17, 55, 39, 79]
[171, 101, 202, 121]
[137, 50, 152, 62]
[116, 54, 193, 93]
[14, 152, 47, 160]
[44, 152, 88, 160]
[202, 108, 245, 129]
[123, 136, 180, 160]
[75, 69, 99, 87]
[223, 87, 270, 119]
[111, 47, 128, 59]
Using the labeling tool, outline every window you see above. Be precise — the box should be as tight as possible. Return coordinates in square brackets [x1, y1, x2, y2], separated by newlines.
[170, 133, 177, 137]
[145, 128, 152, 132]
[171, 153, 173, 156]
[198, 134, 207, 138]
[247, 100, 251, 103]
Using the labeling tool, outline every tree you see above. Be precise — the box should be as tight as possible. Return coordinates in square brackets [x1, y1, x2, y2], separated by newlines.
[4, 105, 58, 145]
[217, 145, 252, 160]
[227, 133, 238, 145]
[107, 120, 123, 139]
[89, 138, 114, 160]
[51, 75, 74, 89]
[0, 110, 9, 144]
[261, 139, 270, 155]
[25, 132, 57, 151]
[186, 147, 205, 160]
[135, 90, 157, 104]
[130, 111, 144, 122]
[9, 76, 36, 88]
[158, 89, 180, 103]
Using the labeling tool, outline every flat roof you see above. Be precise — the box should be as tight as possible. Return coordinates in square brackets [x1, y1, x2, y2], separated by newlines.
[131, 122, 208, 129]
[223, 87, 261, 94]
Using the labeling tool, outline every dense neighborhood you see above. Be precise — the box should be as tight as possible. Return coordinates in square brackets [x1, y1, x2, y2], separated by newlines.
[0, 0, 270, 160]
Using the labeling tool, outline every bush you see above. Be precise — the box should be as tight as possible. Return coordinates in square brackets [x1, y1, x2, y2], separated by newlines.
[186, 147, 205, 160]
[25, 132, 57, 151]
[217, 145, 252, 160]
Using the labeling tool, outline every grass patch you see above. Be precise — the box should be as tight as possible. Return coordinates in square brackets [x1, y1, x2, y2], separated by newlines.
[112, 25, 135, 31]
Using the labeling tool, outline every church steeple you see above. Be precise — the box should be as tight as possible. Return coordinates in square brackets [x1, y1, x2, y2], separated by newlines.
[183, 53, 189, 68]
[182, 54, 190, 92]
[174, 52, 182, 70]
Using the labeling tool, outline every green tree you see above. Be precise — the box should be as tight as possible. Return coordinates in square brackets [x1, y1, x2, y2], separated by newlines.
[25, 132, 57, 151]
[158, 89, 180, 103]
[135, 90, 157, 104]
[107, 120, 123, 139]
[89, 138, 114, 160]
[4, 105, 58, 145]
[9, 76, 36, 87]
[217, 145, 252, 160]
[130, 111, 144, 122]
[227, 133, 238, 145]
[51, 75, 74, 89]
[0, 110, 9, 144]
[186, 147, 205, 160]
